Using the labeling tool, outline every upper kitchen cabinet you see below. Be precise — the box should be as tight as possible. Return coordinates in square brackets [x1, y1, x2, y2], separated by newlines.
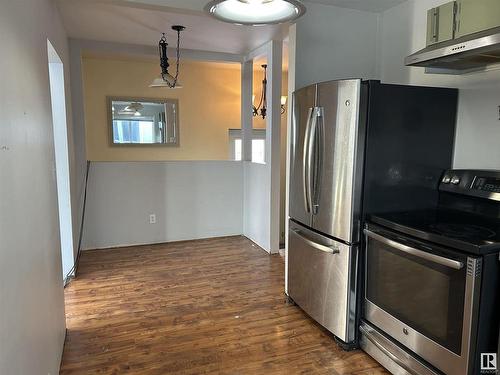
[456, 0, 500, 38]
[408, 0, 500, 72]
[426, 1, 456, 46]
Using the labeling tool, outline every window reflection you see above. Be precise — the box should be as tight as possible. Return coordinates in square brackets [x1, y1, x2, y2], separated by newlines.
[113, 120, 156, 144]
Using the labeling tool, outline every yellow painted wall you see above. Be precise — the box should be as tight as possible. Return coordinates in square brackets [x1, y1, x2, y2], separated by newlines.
[82, 56, 241, 161]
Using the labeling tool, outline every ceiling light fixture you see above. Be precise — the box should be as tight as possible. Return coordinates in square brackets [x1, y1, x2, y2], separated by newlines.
[252, 65, 287, 119]
[253, 64, 268, 119]
[150, 25, 186, 89]
[204, 0, 306, 26]
[117, 102, 143, 115]
[281, 95, 287, 114]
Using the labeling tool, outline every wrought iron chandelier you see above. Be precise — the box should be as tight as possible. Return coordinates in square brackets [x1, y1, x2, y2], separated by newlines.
[150, 25, 186, 89]
[253, 64, 268, 119]
[253, 64, 287, 120]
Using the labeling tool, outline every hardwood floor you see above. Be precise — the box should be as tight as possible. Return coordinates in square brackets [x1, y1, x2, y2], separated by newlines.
[60, 236, 388, 374]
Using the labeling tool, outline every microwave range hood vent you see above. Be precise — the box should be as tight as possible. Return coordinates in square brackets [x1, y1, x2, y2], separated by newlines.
[405, 26, 500, 74]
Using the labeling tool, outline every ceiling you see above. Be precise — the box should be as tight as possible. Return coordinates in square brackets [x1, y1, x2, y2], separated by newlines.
[304, 0, 408, 12]
[57, 0, 287, 55]
[57, 0, 408, 56]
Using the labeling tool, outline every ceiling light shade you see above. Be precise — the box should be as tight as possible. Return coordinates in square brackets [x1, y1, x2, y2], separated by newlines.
[149, 75, 183, 89]
[118, 102, 144, 115]
[205, 0, 306, 25]
[124, 102, 143, 112]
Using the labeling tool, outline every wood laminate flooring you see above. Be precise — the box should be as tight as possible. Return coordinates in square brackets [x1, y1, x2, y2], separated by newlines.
[60, 236, 388, 374]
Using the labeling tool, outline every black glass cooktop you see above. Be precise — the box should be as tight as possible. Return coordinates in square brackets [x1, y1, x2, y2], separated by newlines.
[370, 209, 500, 254]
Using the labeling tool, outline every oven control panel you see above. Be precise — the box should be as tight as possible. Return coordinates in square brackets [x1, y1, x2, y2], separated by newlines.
[440, 170, 500, 201]
[472, 177, 500, 193]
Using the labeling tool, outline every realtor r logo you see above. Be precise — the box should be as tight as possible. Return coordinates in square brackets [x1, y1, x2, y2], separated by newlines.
[481, 353, 498, 374]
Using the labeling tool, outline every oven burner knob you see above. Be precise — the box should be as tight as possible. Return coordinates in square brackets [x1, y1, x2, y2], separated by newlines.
[442, 176, 451, 184]
[403, 328, 409, 335]
[451, 176, 461, 185]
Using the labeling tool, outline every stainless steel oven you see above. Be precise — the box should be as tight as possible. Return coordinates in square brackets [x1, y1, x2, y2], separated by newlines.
[362, 223, 482, 375]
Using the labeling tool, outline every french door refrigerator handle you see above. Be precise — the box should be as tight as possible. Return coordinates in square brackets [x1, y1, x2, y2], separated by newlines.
[307, 108, 320, 215]
[302, 107, 314, 213]
[311, 107, 324, 215]
[364, 229, 464, 270]
[291, 229, 340, 254]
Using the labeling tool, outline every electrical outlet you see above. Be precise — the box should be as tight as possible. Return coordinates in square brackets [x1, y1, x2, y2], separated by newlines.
[149, 214, 156, 224]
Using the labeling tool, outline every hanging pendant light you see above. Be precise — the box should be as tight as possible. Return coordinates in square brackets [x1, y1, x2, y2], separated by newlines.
[150, 25, 185, 89]
[253, 64, 268, 120]
[205, 0, 306, 25]
[252, 65, 287, 119]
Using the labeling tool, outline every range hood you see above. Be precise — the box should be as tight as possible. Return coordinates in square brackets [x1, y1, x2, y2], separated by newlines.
[405, 26, 500, 74]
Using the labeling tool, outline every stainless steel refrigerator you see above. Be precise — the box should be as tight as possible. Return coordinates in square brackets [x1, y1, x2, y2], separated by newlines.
[287, 79, 459, 346]
[288, 79, 365, 346]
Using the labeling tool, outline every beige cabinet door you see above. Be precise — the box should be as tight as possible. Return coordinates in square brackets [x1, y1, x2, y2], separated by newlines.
[426, 1, 456, 46]
[456, 0, 500, 38]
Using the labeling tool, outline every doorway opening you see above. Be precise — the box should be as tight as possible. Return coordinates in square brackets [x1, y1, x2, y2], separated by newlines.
[47, 40, 75, 280]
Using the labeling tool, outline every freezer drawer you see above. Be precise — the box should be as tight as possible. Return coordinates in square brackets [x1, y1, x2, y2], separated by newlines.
[287, 220, 358, 343]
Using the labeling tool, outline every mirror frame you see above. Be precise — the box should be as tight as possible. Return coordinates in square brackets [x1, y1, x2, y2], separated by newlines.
[107, 96, 180, 147]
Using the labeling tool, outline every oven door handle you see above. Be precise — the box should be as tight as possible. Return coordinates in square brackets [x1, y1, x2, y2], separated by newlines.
[364, 229, 464, 270]
[360, 325, 421, 375]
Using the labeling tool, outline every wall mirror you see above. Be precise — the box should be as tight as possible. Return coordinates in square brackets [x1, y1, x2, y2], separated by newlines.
[108, 97, 179, 146]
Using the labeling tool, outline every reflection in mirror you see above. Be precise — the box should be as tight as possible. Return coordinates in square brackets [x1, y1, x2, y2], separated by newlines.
[109, 97, 179, 145]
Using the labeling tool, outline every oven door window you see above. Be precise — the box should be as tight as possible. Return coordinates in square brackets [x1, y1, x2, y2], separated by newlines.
[366, 234, 467, 355]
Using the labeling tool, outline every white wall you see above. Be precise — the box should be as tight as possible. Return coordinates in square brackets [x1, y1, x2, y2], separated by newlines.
[241, 41, 282, 254]
[82, 161, 244, 249]
[48, 42, 75, 279]
[243, 162, 271, 251]
[379, 0, 500, 170]
[294, 2, 380, 89]
[454, 86, 500, 169]
[0, 0, 70, 374]
[69, 40, 90, 261]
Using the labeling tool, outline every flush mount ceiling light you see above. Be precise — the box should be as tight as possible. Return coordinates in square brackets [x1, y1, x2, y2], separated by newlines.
[150, 25, 185, 89]
[204, 0, 306, 26]
[118, 102, 144, 116]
